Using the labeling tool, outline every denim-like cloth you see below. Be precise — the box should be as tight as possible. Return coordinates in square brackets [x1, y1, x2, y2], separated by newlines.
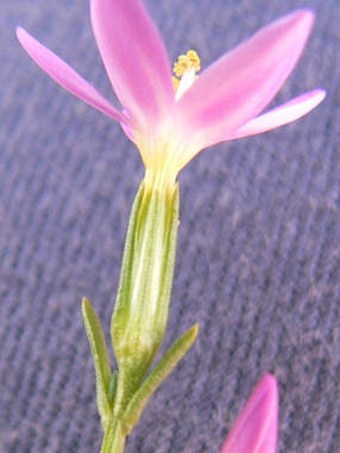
[0, 0, 338, 452]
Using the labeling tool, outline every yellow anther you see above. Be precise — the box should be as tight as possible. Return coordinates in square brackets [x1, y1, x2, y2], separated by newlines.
[172, 76, 180, 90]
[186, 50, 201, 72]
[173, 50, 201, 77]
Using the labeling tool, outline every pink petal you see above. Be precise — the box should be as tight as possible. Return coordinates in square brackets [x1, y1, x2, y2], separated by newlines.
[178, 9, 315, 149]
[221, 374, 278, 453]
[16, 27, 128, 124]
[173, 89, 325, 172]
[90, 0, 175, 129]
[230, 89, 326, 140]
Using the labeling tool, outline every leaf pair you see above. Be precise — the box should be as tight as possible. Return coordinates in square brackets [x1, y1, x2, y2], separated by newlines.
[82, 298, 198, 443]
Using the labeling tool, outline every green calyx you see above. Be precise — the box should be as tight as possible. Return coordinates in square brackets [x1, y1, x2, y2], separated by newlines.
[111, 178, 179, 395]
[81, 176, 198, 452]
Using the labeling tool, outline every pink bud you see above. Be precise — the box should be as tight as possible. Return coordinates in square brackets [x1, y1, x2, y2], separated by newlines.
[221, 374, 278, 453]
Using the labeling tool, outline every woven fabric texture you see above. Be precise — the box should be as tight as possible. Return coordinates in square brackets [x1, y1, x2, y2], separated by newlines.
[0, 0, 339, 452]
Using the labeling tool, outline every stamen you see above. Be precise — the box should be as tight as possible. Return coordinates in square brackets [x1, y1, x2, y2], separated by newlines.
[172, 76, 180, 90]
[173, 50, 201, 77]
[172, 50, 201, 100]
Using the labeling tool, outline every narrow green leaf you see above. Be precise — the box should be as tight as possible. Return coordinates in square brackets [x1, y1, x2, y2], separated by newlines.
[120, 324, 199, 435]
[108, 371, 118, 407]
[82, 297, 112, 430]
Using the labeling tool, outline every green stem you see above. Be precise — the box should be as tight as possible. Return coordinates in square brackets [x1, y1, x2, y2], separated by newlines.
[100, 421, 126, 453]
[83, 174, 198, 451]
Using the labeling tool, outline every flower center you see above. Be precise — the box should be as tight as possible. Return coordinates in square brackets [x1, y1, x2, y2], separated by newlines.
[172, 50, 201, 101]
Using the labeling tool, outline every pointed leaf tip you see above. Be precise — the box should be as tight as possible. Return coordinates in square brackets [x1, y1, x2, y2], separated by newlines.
[82, 296, 90, 310]
[81, 297, 112, 430]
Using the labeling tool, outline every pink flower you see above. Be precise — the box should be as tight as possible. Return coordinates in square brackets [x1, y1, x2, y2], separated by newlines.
[221, 374, 278, 453]
[17, 0, 325, 184]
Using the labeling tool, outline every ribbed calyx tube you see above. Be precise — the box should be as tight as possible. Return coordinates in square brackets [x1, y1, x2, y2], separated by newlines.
[111, 174, 179, 413]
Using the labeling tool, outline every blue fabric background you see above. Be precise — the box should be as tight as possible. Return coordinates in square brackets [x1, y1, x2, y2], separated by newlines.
[0, 0, 339, 452]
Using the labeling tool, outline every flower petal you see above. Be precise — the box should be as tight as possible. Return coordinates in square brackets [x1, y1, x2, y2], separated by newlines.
[168, 89, 325, 173]
[90, 0, 175, 129]
[229, 89, 326, 140]
[178, 9, 315, 149]
[221, 374, 278, 453]
[16, 27, 127, 124]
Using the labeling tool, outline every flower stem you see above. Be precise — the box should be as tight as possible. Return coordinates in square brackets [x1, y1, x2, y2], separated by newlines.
[100, 421, 126, 453]
[84, 175, 198, 451]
